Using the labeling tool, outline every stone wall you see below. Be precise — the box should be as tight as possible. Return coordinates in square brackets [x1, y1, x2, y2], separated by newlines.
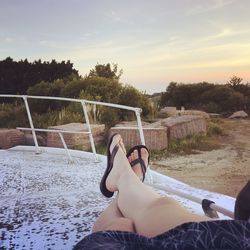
[160, 115, 207, 140]
[47, 123, 105, 150]
[0, 129, 25, 149]
[160, 107, 210, 119]
[109, 127, 168, 150]
[24, 133, 46, 146]
[178, 110, 210, 119]
[160, 106, 177, 116]
[109, 115, 207, 150]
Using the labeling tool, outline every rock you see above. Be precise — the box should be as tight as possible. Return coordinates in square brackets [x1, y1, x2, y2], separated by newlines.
[160, 107, 210, 119]
[109, 126, 168, 150]
[0, 129, 25, 149]
[46, 123, 105, 150]
[114, 121, 150, 127]
[109, 115, 207, 149]
[110, 120, 168, 150]
[208, 113, 220, 118]
[159, 115, 207, 141]
[179, 110, 210, 119]
[229, 111, 248, 119]
[160, 107, 177, 116]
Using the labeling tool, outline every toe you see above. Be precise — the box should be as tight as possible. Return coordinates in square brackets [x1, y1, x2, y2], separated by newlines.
[132, 150, 137, 161]
[132, 149, 144, 180]
[119, 138, 126, 154]
[109, 134, 121, 153]
[134, 149, 139, 160]
[128, 155, 132, 163]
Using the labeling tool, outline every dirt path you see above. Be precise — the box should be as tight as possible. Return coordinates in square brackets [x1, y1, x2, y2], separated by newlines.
[151, 119, 250, 198]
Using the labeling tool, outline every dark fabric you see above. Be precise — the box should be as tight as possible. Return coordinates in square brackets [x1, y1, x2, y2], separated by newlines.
[73, 220, 250, 250]
[234, 180, 250, 220]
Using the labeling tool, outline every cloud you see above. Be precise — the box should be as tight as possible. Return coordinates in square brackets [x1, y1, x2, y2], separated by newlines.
[128, 37, 250, 71]
[105, 10, 134, 25]
[200, 28, 250, 42]
[186, 0, 236, 15]
[106, 10, 122, 22]
[39, 40, 69, 49]
[0, 35, 15, 45]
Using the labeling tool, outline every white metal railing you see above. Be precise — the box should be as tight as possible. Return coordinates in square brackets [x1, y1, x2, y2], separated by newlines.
[16, 127, 91, 162]
[0, 94, 145, 162]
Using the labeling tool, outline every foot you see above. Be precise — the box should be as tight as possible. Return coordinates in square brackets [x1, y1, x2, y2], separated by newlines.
[105, 134, 131, 193]
[128, 148, 149, 181]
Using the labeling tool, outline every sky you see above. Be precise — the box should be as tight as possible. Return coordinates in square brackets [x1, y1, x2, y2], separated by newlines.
[1, 0, 250, 94]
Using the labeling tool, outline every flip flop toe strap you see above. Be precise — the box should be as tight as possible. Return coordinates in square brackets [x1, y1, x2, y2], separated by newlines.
[109, 144, 119, 169]
[130, 158, 147, 181]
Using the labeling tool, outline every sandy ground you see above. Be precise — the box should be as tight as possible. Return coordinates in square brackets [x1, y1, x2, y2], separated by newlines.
[151, 119, 250, 198]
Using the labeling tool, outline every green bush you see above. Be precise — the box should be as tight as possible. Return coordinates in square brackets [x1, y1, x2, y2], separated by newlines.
[0, 102, 29, 128]
[27, 80, 66, 113]
[57, 110, 83, 125]
[207, 121, 223, 136]
[32, 110, 59, 128]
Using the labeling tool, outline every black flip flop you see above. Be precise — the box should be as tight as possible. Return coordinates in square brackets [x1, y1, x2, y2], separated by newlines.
[100, 133, 120, 198]
[126, 145, 149, 182]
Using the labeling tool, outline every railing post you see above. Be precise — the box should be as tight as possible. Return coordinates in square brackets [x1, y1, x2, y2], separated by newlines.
[58, 132, 73, 163]
[135, 108, 153, 182]
[135, 108, 145, 145]
[22, 96, 40, 153]
[81, 100, 98, 162]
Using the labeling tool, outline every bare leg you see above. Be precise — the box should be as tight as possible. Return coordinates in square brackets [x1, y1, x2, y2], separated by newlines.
[106, 135, 210, 237]
[92, 197, 135, 233]
[92, 139, 134, 233]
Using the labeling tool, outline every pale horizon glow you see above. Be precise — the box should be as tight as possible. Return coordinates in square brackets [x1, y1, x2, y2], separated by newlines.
[1, 0, 250, 94]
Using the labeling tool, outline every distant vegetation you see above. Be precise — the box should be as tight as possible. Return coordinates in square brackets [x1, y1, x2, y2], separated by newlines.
[1, 57, 250, 131]
[160, 76, 250, 114]
[0, 57, 78, 95]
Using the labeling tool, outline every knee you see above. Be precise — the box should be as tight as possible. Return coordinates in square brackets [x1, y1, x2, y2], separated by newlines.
[106, 218, 135, 232]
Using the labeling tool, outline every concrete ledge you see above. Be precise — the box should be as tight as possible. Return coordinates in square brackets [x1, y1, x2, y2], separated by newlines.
[0, 129, 25, 149]
[109, 127, 168, 150]
[47, 123, 105, 150]
[109, 115, 207, 150]
[160, 115, 207, 140]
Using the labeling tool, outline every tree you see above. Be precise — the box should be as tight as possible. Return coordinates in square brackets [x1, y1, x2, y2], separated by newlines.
[27, 80, 65, 113]
[227, 76, 243, 87]
[0, 57, 79, 95]
[119, 85, 151, 118]
[88, 63, 123, 80]
[160, 81, 248, 114]
[60, 78, 88, 99]
[160, 82, 177, 107]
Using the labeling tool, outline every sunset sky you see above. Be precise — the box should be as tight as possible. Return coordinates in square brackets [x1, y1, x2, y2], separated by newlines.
[1, 0, 250, 93]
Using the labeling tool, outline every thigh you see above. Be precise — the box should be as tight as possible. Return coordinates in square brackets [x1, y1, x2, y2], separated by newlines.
[105, 218, 135, 232]
[134, 197, 209, 237]
[93, 217, 135, 233]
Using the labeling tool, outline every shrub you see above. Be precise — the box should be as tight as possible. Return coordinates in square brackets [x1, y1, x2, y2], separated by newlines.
[0, 102, 29, 128]
[207, 121, 223, 136]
